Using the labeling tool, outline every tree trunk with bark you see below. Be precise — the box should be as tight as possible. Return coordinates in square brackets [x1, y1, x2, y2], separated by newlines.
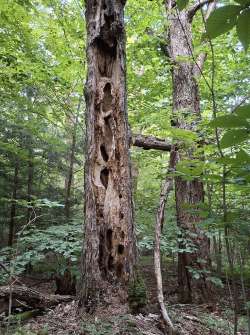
[64, 100, 81, 219]
[59, 100, 81, 296]
[166, 2, 212, 303]
[79, 0, 136, 311]
[64, 128, 76, 219]
[8, 161, 19, 247]
[26, 149, 34, 223]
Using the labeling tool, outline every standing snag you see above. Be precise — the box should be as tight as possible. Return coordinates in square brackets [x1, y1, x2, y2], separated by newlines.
[79, 0, 136, 311]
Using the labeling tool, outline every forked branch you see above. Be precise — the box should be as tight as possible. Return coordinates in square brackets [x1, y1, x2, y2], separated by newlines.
[187, 0, 214, 22]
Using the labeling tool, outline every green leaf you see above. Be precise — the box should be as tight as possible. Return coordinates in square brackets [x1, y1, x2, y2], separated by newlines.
[193, 272, 200, 280]
[234, 0, 250, 6]
[177, 160, 204, 177]
[176, 0, 189, 11]
[235, 149, 250, 164]
[237, 9, 250, 51]
[207, 276, 224, 288]
[206, 5, 241, 39]
[209, 114, 249, 128]
[215, 156, 237, 165]
[235, 104, 250, 119]
[220, 129, 249, 148]
[170, 127, 198, 142]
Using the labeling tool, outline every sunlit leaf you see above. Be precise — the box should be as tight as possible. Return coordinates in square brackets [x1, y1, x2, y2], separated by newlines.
[235, 104, 250, 119]
[237, 9, 250, 51]
[209, 115, 249, 128]
[220, 129, 249, 148]
[206, 5, 241, 39]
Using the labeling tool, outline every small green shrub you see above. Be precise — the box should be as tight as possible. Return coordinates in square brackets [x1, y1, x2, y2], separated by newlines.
[0, 220, 82, 285]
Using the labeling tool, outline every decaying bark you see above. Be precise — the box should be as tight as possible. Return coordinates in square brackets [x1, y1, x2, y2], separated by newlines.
[80, 0, 136, 311]
[166, 1, 213, 303]
[0, 285, 73, 313]
[154, 148, 177, 335]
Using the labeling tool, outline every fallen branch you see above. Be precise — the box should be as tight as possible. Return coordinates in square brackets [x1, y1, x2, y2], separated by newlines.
[0, 285, 73, 311]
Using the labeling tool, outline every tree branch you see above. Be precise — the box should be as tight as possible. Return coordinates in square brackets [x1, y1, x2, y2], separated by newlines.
[204, 0, 216, 20]
[187, 0, 214, 22]
[132, 133, 172, 151]
[192, 1, 216, 77]
[193, 52, 207, 77]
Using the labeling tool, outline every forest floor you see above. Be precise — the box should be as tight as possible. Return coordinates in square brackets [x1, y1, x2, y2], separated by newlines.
[1, 256, 249, 335]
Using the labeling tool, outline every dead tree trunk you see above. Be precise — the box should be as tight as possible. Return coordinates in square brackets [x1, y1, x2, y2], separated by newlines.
[166, 1, 212, 303]
[8, 161, 19, 247]
[79, 0, 136, 311]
